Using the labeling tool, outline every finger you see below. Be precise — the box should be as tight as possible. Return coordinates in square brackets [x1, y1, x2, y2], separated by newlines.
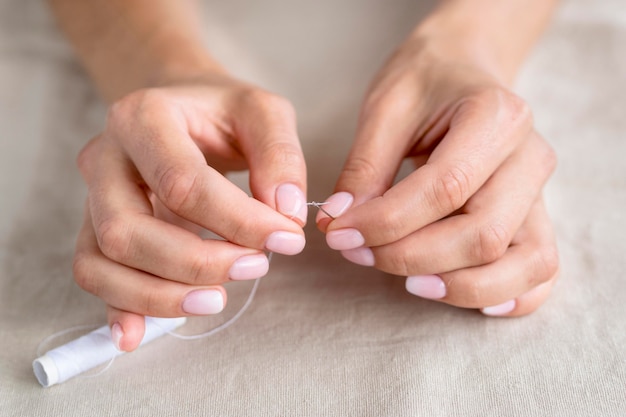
[73, 207, 229, 318]
[315, 80, 438, 232]
[106, 306, 146, 352]
[315, 81, 432, 234]
[404, 198, 559, 309]
[356, 132, 556, 275]
[76, 135, 103, 184]
[327, 89, 533, 248]
[151, 196, 204, 235]
[481, 277, 557, 318]
[89, 145, 270, 283]
[314, 157, 427, 232]
[232, 90, 308, 225]
[314, 192, 354, 235]
[106, 92, 305, 254]
[95, 214, 270, 285]
[333, 90, 421, 204]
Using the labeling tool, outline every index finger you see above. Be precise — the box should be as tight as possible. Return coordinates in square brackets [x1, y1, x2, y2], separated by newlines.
[326, 89, 533, 247]
[104, 94, 305, 254]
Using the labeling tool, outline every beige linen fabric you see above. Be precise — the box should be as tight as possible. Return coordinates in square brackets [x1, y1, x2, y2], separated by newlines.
[1, 0, 625, 415]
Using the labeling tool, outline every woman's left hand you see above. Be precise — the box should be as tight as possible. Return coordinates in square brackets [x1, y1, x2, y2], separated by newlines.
[317, 36, 559, 317]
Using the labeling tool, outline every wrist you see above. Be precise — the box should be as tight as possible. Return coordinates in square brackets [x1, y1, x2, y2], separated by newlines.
[56, 0, 229, 103]
[410, 0, 557, 86]
[104, 32, 229, 101]
[409, 14, 514, 85]
[146, 46, 228, 89]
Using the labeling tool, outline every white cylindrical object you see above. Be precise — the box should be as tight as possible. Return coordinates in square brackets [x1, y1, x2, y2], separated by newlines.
[33, 316, 186, 387]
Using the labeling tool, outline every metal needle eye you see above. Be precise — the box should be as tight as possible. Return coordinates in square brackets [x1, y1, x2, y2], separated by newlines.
[307, 202, 335, 220]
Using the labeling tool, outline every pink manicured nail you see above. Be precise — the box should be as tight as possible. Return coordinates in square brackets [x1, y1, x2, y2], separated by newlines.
[315, 191, 354, 222]
[326, 228, 365, 250]
[276, 183, 307, 224]
[405, 275, 446, 300]
[229, 254, 269, 280]
[265, 231, 306, 255]
[182, 289, 224, 315]
[341, 247, 375, 266]
[481, 300, 516, 316]
[111, 322, 124, 351]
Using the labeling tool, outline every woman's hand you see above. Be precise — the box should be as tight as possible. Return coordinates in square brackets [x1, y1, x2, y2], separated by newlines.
[74, 74, 308, 351]
[317, 36, 559, 317]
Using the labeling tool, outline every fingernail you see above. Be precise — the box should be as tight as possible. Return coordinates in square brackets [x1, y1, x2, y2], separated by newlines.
[111, 322, 124, 351]
[315, 191, 354, 222]
[405, 275, 446, 300]
[265, 231, 306, 255]
[326, 228, 365, 250]
[229, 253, 269, 280]
[481, 299, 516, 316]
[182, 289, 224, 315]
[276, 183, 307, 224]
[341, 247, 375, 266]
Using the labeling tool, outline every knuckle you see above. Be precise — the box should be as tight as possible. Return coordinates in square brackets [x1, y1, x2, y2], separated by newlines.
[95, 216, 132, 262]
[360, 93, 386, 119]
[431, 165, 473, 213]
[475, 222, 510, 264]
[259, 140, 303, 170]
[467, 87, 534, 133]
[106, 99, 128, 130]
[76, 138, 99, 178]
[228, 215, 257, 246]
[240, 88, 294, 117]
[107, 88, 172, 132]
[139, 288, 168, 317]
[375, 208, 405, 242]
[269, 95, 296, 118]
[384, 251, 413, 276]
[362, 86, 405, 118]
[341, 156, 382, 187]
[72, 252, 100, 296]
[506, 92, 534, 131]
[362, 67, 416, 109]
[106, 94, 137, 131]
[186, 252, 214, 285]
[155, 166, 200, 214]
[76, 146, 90, 175]
[462, 279, 484, 307]
[534, 246, 560, 283]
[540, 141, 558, 176]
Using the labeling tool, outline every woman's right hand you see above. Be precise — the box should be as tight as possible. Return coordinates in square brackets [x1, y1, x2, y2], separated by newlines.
[73, 73, 308, 351]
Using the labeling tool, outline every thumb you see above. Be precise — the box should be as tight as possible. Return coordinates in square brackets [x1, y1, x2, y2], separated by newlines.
[316, 104, 409, 230]
[233, 91, 308, 225]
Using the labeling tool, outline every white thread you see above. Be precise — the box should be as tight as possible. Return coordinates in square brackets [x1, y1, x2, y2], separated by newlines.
[35, 324, 116, 381]
[307, 201, 334, 219]
[164, 274, 262, 340]
[36, 324, 100, 357]
[33, 257, 265, 387]
[33, 202, 331, 387]
[33, 317, 186, 387]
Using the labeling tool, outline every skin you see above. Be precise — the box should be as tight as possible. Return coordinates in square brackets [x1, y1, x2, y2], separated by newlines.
[319, 0, 559, 314]
[48, 0, 559, 351]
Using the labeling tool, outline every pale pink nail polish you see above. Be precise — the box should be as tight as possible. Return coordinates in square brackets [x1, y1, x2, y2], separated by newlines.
[229, 254, 269, 280]
[265, 231, 306, 255]
[405, 275, 446, 299]
[111, 322, 124, 351]
[341, 247, 375, 266]
[182, 289, 224, 315]
[481, 300, 516, 316]
[276, 183, 307, 224]
[315, 192, 354, 222]
[326, 228, 365, 250]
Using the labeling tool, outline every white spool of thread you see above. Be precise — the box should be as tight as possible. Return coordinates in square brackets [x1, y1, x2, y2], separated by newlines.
[33, 316, 186, 387]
